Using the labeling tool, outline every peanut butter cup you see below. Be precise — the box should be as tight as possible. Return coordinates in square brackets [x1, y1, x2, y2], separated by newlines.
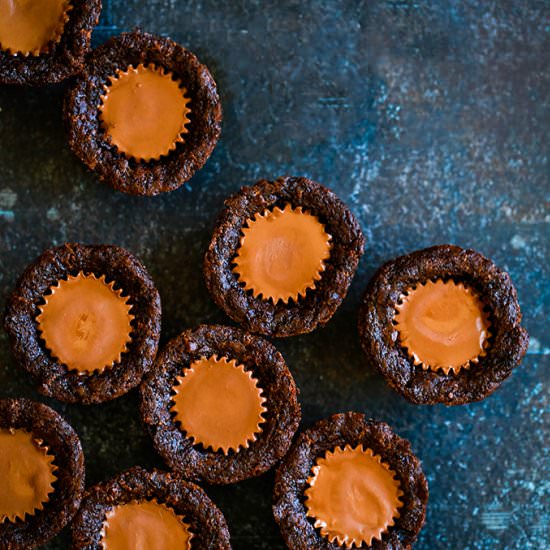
[358, 245, 529, 405]
[64, 30, 222, 196]
[170, 355, 267, 454]
[0, 0, 101, 85]
[140, 324, 301, 484]
[101, 500, 193, 549]
[72, 467, 230, 549]
[0, 429, 57, 523]
[3, 243, 161, 404]
[274, 413, 428, 550]
[394, 279, 490, 375]
[99, 64, 191, 162]
[204, 176, 365, 337]
[233, 203, 332, 304]
[0, 398, 85, 549]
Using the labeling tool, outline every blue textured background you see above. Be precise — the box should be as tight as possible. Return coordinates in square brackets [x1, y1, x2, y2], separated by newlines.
[0, 1, 548, 548]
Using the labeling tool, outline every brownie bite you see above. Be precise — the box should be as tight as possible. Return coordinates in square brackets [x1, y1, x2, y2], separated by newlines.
[358, 245, 529, 405]
[0, 398, 85, 549]
[0, 0, 101, 86]
[273, 412, 428, 549]
[3, 243, 161, 404]
[72, 466, 231, 549]
[64, 30, 222, 196]
[204, 176, 365, 337]
[140, 324, 301, 484]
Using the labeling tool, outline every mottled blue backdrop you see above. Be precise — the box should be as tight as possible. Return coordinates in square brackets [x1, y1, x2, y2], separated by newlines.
[0, 1, 548, 549]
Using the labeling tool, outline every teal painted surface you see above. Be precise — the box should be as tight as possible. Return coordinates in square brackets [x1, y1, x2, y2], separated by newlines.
[0, 1, 548, 548]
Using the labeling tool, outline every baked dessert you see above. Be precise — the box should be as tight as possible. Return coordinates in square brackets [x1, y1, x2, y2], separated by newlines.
[140, 324, 301, 484]
[273, 412, 428, 549]
[0, 0, 101, 85]
[64, 30, 222, 195]
[72, 466, 231, 549]
[358, 245, 529, 405]
[204, 176, 365, 337]
[3, 243, 161, 404]
[0, 398, 85, 549]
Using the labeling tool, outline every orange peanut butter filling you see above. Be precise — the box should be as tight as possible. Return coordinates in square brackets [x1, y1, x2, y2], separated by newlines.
[171, 356, 267, 454]
[100, 500, 192, 550]
[233, 203, 332, 303]
[0, 0, 71, 56]
[36, 272, 134, 373]
[99, 64, 191, 162]
[305, 445, 403, 548]
[394, 279, 490, 374]
[0, 428, 57, 523]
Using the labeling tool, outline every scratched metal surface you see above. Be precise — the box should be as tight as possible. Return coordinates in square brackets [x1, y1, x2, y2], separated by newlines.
[0, 1, 548, 548]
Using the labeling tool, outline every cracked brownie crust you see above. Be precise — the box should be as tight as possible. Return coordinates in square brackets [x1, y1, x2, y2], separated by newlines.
[0, 398, 85, 549]
[64, 30, 222, 196]
[140, 324, 301, 484]
[273, 412, 428, 550]
[3, 243, 161, 404]
[358, 245, 529, 405]
[71, 466, 230, 549]
[204, 176, 365, 337]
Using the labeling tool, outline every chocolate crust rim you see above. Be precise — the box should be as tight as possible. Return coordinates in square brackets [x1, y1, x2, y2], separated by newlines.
[64, 30, 222, 196]
[140, 324, 301, 485]
[71, 466, 230, 549]
[358, 244, 529, 406]
[273, 412, 428, 550]
[0, 398, 85, 549]
[0, 0, 102, 86]
[204, 176, 365, 337]
[3, 243, 161, 404]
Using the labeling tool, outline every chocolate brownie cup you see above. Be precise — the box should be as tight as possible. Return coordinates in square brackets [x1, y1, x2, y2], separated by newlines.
[64, 30, 222, 196]
[3, 243, 161, 404]
[72, 466, 231, 549]
[0, 0, 101, 86]
[273, 412, 428, 549]
[204, 176, 365, 337]
[0, 398, 85, 549]
[140, 324, 301, 484]
[358, 245, 529, 405]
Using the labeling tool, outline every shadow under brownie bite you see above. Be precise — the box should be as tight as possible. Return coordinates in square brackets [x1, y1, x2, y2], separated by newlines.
[358, 244, 529, 405]
[0, 398, 85, 549]
[0, 0, 101, 85]
[3, 243, 161, 404]
[204, 176, 365, 337]
[140, 324, 301, 484]
[64, 30, 222, 196]
[72, 467, 230, 549]
[273, 412, 428, 550]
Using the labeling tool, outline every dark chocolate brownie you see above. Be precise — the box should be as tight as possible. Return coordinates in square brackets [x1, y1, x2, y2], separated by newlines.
[358, 245, 529, 405]
[71, 466, 231, 549]
[0, 0, 101, 86]
[0, 398, 85, 549]
[140, 324, 301, 484]
[64, 30, 222, 196]
[273, 412, 428, 550]
[3, 243, 161, 404]
[204, 176, 365, 337]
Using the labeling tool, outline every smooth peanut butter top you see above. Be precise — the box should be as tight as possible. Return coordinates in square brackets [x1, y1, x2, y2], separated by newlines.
[171, 356, 267, 454]
[0, 0, 70, 55]
[394, 279, 490, 374]
[305, 445, 403, 548]
[0, 428, 57, 523]
[99, 64, 191, 162]
[101, 500, 192, 550]
[36, 272, 134, 373]
[233, 203, 332, 303]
